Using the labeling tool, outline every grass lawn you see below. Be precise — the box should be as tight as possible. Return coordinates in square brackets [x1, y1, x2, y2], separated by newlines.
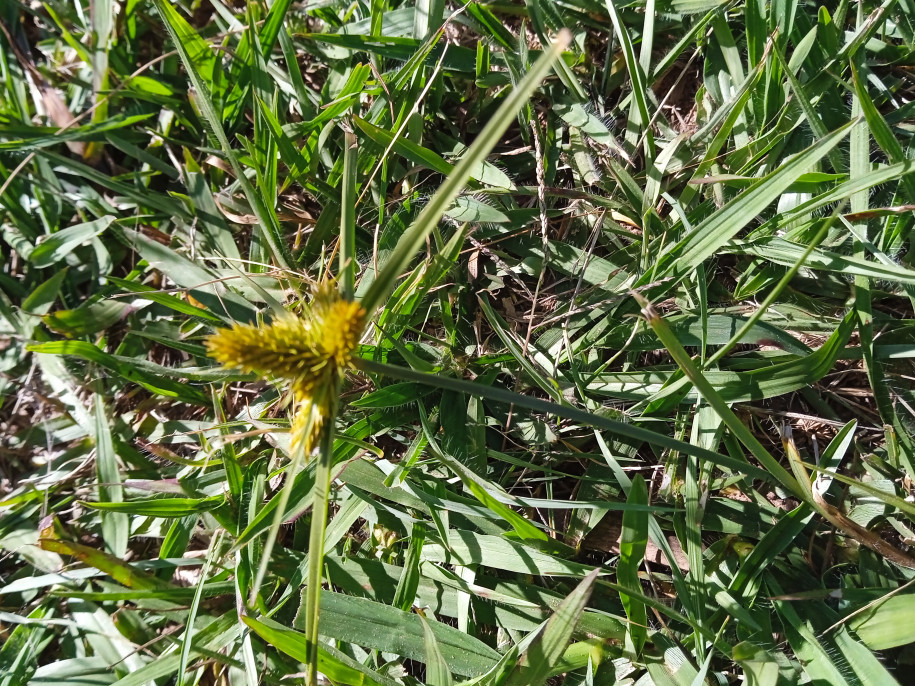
[2, 0, 915, 683]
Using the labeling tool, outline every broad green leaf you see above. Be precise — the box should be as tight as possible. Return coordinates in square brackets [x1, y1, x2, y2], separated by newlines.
[29, 216, 114, 268]
[421, 529, 592, 576]
[82, 495, 225, 517]
[293, 590, 502, 677]
[850, 595, 915, 650]
[733, 643, 782, 686]
[243, 616, 398, 686]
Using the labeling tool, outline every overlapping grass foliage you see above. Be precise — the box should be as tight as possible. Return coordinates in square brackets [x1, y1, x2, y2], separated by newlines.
[2, 0, 915, 683]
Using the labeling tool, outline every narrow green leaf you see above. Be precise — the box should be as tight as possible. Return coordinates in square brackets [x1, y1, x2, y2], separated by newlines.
[505, 568, 601, 686]
[644, 121, 855, 294]
[82, 496, 225, 517]
[618, 475, 648, 655]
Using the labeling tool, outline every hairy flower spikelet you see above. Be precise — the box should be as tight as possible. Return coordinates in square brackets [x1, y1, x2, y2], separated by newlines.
[205, 286, 366, 454]
[206, 316, 324, 382]
[290, 399, 324, 456]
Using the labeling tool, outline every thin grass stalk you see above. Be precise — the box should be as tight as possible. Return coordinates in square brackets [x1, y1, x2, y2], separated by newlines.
[340, 128, 358, 300]
[178, 530, 224, 686]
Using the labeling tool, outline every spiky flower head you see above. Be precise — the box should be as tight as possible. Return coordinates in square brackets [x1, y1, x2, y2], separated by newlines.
[206, 285, 366, 453]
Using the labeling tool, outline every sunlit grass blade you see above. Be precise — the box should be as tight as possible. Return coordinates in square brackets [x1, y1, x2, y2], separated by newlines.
[359, 30, 570, 314]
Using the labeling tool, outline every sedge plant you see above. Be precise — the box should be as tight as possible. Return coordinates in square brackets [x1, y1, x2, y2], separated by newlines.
[204, 30, 571, 685]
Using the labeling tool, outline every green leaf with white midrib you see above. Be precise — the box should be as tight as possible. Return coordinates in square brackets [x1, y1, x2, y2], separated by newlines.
[420, 613, 454, 686]
[728, 236, 915, 285]
[92, 397, 126, 560]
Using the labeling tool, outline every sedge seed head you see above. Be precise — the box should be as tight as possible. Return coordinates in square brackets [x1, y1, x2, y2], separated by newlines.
[205, 288, 366, 397]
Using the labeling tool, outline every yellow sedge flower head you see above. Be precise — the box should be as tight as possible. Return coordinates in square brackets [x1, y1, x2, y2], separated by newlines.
[206, 286, 366, 452]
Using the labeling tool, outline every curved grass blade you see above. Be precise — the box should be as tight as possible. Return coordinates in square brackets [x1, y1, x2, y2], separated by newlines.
[354, 358, 773, 482]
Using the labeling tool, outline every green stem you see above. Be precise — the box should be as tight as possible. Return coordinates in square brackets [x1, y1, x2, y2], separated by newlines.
[304, 390, 340, 686]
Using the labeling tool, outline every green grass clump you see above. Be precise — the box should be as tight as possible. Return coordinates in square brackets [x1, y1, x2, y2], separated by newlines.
[2, 0, 915, 684]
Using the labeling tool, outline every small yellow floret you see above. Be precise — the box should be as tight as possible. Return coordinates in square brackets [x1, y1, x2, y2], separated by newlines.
[290, 399, 324, 456]
[312, 297, 367, 367]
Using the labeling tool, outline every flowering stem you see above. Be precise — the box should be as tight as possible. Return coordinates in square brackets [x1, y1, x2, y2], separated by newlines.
[304, 390, 340, 686]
